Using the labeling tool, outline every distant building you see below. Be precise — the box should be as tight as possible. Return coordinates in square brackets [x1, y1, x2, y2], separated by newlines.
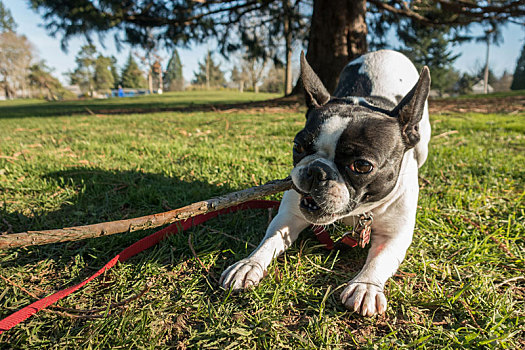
[471, 80, 494, 94]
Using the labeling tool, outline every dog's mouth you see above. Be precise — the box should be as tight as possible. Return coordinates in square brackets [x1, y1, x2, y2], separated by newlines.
[299, 194, 342, 225]
[300, 195, 321, 212]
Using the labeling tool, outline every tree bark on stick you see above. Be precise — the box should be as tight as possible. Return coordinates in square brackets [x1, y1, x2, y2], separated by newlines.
[0, 178, 292, 250]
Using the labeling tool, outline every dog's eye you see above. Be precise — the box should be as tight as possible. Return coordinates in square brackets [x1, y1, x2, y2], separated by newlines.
[293, 142, 305, 154]
[349, 160, 373, 174]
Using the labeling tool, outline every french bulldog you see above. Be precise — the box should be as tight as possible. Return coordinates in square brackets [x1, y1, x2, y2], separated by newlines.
[220, 49, 431, 316]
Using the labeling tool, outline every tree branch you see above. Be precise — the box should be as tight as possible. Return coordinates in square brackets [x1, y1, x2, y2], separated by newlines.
[368, 0, 525, 25]
[0, 177, 292, 250]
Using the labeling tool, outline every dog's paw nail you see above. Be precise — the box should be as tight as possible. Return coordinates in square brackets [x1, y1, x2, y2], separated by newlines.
[220, 259, 265, 291]
[341, 281, 387, 317]
[353, 302, 361, 313]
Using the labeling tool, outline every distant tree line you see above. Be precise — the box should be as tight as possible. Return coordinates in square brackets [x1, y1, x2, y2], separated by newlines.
[2, 0, 524, 100]
[0, 1, 73, 100]
[26, 0, 524, 96]
[511, 44, 525, 90]
[65, 45, 191, 96]
[190, 50, 286, 93]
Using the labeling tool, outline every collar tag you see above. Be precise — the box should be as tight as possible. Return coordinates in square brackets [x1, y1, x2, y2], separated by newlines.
[313, 212, 374, 250]
[354, 213, 373, 248]
[339, 212, 373, 248]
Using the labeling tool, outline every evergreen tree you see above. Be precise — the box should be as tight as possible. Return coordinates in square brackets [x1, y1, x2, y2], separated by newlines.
[192, 51, 225, 88]
[456, 72, 477, 95]
[397, 19, 460, 92]
[28, 61, 73, 100]
[511, 43, 525, 90]
[0, 1, 16, 32]
[67, 44, 97, 96]
[164, 49, 184, 91]
[94, 55, 114, 93]
[492, 70, 513, 92]
[109, 55, 119, 88]
[29, 0, 525, 94]
[121, 53, 146, 88]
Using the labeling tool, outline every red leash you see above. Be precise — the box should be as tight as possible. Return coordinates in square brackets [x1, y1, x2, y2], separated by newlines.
[0, 199, 358, 334]
[0, 200, 281, 334]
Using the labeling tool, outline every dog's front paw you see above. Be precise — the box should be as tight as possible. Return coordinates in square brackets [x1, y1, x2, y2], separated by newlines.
[340, 281, 387, 316]
[220, 259, 265, 291]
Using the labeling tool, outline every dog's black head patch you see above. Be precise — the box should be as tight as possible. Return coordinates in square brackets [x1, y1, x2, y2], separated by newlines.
[292, 56, 430, 224]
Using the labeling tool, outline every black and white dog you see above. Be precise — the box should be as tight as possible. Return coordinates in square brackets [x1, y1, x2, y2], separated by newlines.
[220, 50, 431, 316]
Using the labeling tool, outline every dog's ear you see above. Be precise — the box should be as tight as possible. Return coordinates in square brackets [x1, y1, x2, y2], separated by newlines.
[301, 51, 330, 108]
[391, 66, 430, 148]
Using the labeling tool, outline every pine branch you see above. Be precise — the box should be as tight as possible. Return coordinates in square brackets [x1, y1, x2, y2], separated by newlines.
[368, 0, 525, 26]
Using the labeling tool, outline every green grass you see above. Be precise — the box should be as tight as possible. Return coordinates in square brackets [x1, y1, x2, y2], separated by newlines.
[0, 90, 280, 118]
[0, 93, 523, 348]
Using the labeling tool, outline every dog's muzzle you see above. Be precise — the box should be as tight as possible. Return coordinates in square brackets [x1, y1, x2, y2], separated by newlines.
[292, 160, 350, 221]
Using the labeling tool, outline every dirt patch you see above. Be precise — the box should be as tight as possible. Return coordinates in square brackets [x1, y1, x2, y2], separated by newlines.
[90, 94, 525, 116]
[429, 95, 525, 114]
[94, 95, 304, 116]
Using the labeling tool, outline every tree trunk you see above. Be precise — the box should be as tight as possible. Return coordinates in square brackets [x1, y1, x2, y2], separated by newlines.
[484, 34, 491, 94]
[159, 66, 163, 93]
[294, 0, 368, 94]
[4, 81, 10, 99]
[283, 0, 293, 95]
[148, 70, 153, 94]
[206, 54, 210, 90]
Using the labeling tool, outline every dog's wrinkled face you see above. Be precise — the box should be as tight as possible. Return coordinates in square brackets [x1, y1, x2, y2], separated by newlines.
[291, 102, 405, 224]
[292, 52, 430, 225]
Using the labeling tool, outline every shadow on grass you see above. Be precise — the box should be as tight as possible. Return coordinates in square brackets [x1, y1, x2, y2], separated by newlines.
[1, 167, 237, 269]
[0, 95, 301, 119]
[0, 168, 374, 338]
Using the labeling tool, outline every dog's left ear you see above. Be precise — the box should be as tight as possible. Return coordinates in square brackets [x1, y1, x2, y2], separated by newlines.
[391, 66, 431, 148]
[300, 51, 331, 108]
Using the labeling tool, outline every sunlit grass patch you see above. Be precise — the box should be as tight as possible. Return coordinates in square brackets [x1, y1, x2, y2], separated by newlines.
[0, 95, 523, 348]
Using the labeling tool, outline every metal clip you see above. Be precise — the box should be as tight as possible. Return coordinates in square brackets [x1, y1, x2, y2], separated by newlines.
[354, 212, 373, 248]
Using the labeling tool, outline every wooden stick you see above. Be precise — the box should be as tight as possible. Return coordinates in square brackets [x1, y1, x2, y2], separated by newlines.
[0, 177, 292, 250]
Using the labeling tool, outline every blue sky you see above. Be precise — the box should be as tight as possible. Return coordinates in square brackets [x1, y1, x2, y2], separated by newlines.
[6, 1, 525, 85]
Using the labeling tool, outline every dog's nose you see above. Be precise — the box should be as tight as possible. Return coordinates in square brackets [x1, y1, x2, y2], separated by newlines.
[308, 166, 327, 183]
[303, 162, 336, 191]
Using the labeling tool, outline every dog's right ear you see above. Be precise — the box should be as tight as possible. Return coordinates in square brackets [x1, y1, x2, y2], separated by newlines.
[391, 66, 431, 148]
[301, 51, 330, 108]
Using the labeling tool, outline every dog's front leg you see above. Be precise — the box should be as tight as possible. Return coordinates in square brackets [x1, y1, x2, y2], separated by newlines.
[220, 190, 309, 291]
[341, 188, 418, 316]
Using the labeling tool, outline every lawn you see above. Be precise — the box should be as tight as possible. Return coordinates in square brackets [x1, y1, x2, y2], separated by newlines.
[0, 91, 523, 348]
[0, 90, 280, 119]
